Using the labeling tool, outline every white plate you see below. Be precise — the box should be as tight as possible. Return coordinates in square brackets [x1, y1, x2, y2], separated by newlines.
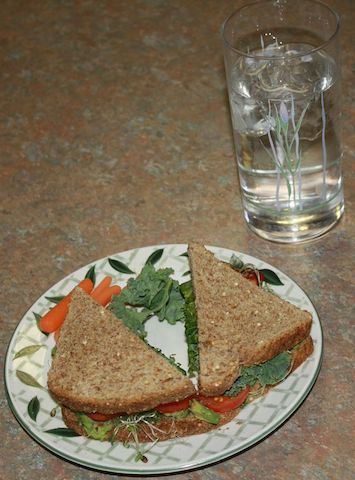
[4, 244, 322, 475]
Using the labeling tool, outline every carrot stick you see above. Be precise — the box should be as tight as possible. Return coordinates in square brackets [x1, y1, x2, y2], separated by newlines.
[94, 285, 121, 307]
[40, 299, 70, 334]
[90, 276, 112, 301]
[39, 278, 94, 333]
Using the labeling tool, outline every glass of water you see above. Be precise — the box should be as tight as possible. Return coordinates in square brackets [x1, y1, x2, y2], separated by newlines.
[222, 0, 343, 243]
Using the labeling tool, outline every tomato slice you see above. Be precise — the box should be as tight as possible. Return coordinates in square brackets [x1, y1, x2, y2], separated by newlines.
[87, 412, 120, 422]
[87, 389, 250, 420]
[197, 386, 251, 413]
[242, 271, 264, 286]
[156, 396, 193, 414]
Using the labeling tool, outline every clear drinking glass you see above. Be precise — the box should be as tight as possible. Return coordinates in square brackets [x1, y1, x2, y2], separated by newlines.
[222, 0, 344, 243]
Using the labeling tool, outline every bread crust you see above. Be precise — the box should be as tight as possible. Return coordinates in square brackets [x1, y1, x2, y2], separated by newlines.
[49, 381, 196, 416]
[290, 335, 314, 371]
[60, 336, 313, 443]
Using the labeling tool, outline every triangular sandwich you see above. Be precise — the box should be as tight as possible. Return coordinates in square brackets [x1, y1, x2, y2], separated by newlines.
[188, 243, 313, 396]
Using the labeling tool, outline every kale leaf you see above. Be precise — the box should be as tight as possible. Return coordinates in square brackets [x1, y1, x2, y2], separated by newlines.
[225, 351, 292, 396]
[159, 281, 186, 324]
[120, 263, 174, 307]
[109, 263, 186, 338]
[109, 299, 152, 339]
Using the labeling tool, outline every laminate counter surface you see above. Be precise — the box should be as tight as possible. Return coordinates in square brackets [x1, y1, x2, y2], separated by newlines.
[1, 1, 354, 479]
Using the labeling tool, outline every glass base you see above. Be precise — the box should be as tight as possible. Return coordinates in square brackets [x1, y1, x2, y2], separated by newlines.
[243, 195, 344, 244]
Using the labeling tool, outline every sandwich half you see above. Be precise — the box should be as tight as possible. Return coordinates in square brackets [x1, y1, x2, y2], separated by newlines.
[48, 288, 238, 444]
[187, 243, 313, 397]
[48, 287, 196, 414]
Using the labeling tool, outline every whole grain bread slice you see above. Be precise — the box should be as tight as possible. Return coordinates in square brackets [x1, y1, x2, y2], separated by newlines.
[188, 243, 313, 397]
[47, 288, 195, 414]
[61, 336, 313, 442]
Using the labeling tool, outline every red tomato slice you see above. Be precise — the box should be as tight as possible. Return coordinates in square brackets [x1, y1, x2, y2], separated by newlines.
[87, 412, 120, 422]
[156, 396, 193, 414]
[242, 271, 264, 286]
[197, 386, 251, 413]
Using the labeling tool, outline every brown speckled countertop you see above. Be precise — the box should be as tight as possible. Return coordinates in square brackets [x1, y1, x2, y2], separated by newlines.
[1, 1, 354, 479]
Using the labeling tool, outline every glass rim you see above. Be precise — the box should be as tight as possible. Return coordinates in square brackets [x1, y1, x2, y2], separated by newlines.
[221, 0, 340, 60]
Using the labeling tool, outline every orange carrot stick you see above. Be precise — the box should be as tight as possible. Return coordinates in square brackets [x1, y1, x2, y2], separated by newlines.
[94, 285, 121, 307]
[41, 299, 70, 333]
[90, 276, 112, 300]
[39, 278, 94, 333]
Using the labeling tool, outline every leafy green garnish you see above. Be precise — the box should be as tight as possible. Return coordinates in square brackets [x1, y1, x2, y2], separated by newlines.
[180, 280, 199, 377]
[150, 277, 174, 313]
[109, 263, 186, 338]
[110, 300, 151, 339]
[121, 263, 174, 308]
[156, 281, 186, 324]
[225, 352, 292, 396]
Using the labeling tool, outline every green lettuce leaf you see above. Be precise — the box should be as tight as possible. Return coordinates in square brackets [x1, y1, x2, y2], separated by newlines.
[225, 351, 292, 396]
[180, 280, 199, 377]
